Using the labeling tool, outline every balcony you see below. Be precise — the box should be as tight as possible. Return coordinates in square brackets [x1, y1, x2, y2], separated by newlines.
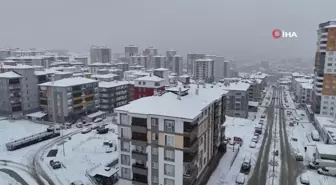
[183, 163, 198, 185]
[184, 122, 198, 133]
[9, 79, 20, 85]
[73, 100, 94, 108]
[132, 172, 148, 185]
[131, 117, 147, 127]
[131, 132, 147, 146]
[183, 151, 197, 162]
[132, 163, 148, 176]
[132, 150, 147, 161]
[183, 137, 198, 152]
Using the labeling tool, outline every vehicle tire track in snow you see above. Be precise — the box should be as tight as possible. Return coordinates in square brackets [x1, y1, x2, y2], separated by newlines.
[279, 86, 304, 185]
[247, 88, 276, 185]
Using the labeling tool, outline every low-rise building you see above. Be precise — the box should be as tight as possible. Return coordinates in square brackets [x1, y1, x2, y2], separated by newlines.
[99, 81, 132, 113]
[133, 74, 165, 100]
[314, 115, 336, 145]
[39, 77, 99, 123]
[0, 71, 23, 118]
[114, 83, 227, 185]
[219, 81, 250, 118]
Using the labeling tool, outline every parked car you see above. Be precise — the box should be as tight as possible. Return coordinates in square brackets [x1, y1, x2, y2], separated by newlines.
[261, 114, 266, 118]
[295, 153, 303, 161]
[249, 142, 256, 148]
[70, 180, 84, 185]
[299, 174, 310, 185]
[76, 123, 83, 128]
[94, 118, 103, 123]
[81, 127, 92, 134]
[241, 155, 251, 171]
[49, 160, 61, 169]
[317, 167, 336, 176]
[251, 136, 259, 143]
[235, 173, 245, 185]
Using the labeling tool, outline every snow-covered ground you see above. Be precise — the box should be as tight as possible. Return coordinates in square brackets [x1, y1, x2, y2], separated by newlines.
[207, 86, 273, 185]
[282, 87, 336, 184]
[41, 118, 119, 185]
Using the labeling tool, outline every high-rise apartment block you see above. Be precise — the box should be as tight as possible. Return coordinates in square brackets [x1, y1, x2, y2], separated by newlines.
[193, 58, 215, 83]
[312, 19, 336, 116]
[115, 84, 227, 185]
[90, 46, 111, 63]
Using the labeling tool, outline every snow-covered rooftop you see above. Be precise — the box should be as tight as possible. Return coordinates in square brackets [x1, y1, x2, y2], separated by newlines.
[99, 81, 130, 88]
[1, 64, 36, 69]
[179, 74, 190, 78]
[115, 84, 228, 120]
[39, 77, 98, 87]
[0, 71, 22, 78]
[316, 144, 336, 156]
[250, 72, 268, 79]
[194, 58, 213, 62]
[34, 70, 55, 76]
[218, 81, 250, 91]
[92, 74, 118, 79]
[155, 68, 169, 71]
[26, 111, 47, 118]
[295, 78, 313, 83]
[301, 82, 313, 89]
[135, 75, 164, 82]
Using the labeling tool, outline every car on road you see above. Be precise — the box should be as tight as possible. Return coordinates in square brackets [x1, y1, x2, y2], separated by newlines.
[76, 123, 83, 128]
[317, 167, 336, 176]
[249, 142, 256, 148]
[235, 173, 245, 185]
[81, 127, 92, 134]
[94, 118, 103, 123]
[261, 114, 266, 118]
[299, 174, 310, 185]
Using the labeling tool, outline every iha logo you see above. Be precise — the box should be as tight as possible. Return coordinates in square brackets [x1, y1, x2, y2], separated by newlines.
[272, 29, 298, 39]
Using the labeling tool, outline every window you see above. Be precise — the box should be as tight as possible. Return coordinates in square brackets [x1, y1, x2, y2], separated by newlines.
[327, 63, 332, 66]
[120, 113, 129, 125]
[120, 127, 129, 138]
[154, 82, 160, 86]
[164, 178, 175, 185]
[164, 120, 175, 132]
[152, 133, 158, 140]
[152, 147, 158, 155]
[151, 118, 158, 126]
[121, 141, 130, 152]
[143, 81, 146, 85]
[138, 81, 141, 85]
[121, 167, 131, 179]
[152, 162, 158, 169]
[165, 135, 174, 147]
[328, 57, 333, 61]
[164, 149, 175, 162]
[164, 164, 175, 177]
[153, 176, 159, 183]
[121, 154, 130, 165]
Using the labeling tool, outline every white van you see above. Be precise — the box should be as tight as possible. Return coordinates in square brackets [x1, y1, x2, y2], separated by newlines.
[311, 130, 320, 141]
[317, 167, 336, 176]
[309, 159, 336, 169]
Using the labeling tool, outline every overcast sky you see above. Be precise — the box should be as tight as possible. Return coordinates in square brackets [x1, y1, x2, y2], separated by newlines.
[0, 0, 335, 61]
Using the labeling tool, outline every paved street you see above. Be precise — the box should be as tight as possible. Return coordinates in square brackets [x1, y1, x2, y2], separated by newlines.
[248, 88, 275, 185]
[0, 168, 29, 185]
[248, 85, 304, 185]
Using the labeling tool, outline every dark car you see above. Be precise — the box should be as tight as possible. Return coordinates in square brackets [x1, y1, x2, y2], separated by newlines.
[50, 160, 62, 169]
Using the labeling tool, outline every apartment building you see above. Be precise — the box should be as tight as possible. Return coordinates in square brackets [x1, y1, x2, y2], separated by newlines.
[220, 81, 250, 118]
[131, 55, 150, 69]
[166, 49, 177, 70]
[151, 56, 167, 69]
[39, 77, 99, 123]
[133, 74, 166, 100]
[312, 19, 336, 116]
[1, 64, 40, 114]
[99, 81, 131, 113]
[0, 71, 23, 118]
[301, 82, 313, 104]
[90, 46, 111, 63]
[193, 58, 215, 83]
[125, 45, 139, 58]
[292, 77, 313, 103]
[240, 79, 262, 102]
[187, 53, 205, 76]
[172, 55, 183, 76]
[250, 72, 268, 90]
[115, 84, 227, 185]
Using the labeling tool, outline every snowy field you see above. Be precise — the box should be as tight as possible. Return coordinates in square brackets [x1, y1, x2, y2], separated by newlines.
[282, 87, 336, 184]
[42, 121, 119, 185]
[207, 86, 273, 185]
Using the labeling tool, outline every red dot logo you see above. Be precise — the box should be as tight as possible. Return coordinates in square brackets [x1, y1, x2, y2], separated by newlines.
[272, 29, 282, 39]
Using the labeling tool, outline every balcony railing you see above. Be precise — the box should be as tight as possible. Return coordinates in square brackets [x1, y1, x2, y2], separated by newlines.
[184, 137, 198, 152]
[131, 133, 147, 142]
[184, 122, 198, 132]
[132, 172, 148, 184]
[183, 151, 197, 162]
[132, 117, 147, 127]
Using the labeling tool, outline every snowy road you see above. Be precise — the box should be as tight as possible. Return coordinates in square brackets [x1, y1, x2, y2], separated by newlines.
[278, 86, 304, 185]
[247, 88, 276, 185]
[0, 168, 29, 185]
